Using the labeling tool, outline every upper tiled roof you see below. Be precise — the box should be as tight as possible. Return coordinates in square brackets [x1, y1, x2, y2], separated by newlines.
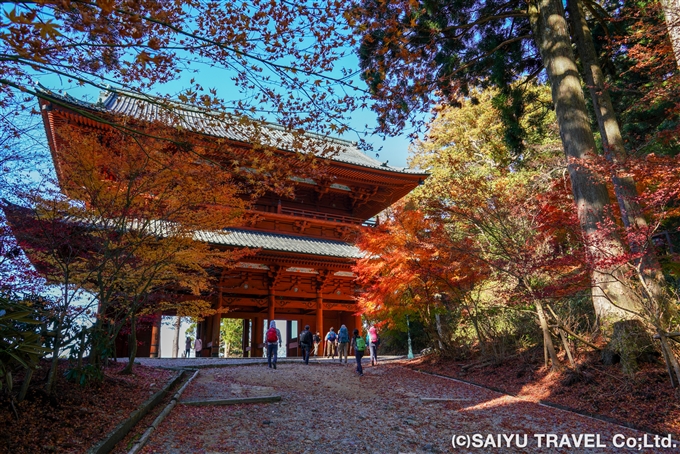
[194, 228, 362, 259]
[38, 85, 426, 176]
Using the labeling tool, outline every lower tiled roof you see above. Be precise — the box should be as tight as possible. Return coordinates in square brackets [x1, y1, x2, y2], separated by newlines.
[194, 228, 361, 259]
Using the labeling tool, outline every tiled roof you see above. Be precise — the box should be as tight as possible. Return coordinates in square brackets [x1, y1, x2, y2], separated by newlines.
[3, 199, 362, 260]
[38, 85, 427, 176]
[194, 228, 362, 259]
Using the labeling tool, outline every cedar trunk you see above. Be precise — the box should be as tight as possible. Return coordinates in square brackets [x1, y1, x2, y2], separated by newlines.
[661, 0, 680, 69]
[569, 0, 671, 317]
[528, 0, 638, 321]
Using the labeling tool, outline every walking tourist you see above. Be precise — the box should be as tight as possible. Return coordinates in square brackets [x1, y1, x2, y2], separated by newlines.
[368, 325, 380, 366]
[325, 327, 337, 358]
[194, 337, 202, 358]
[266, 320, 282, 369]
[299, 325, 313, 364]
[184, 337, 191, 358]
[313, 331, 321, 356]
[337, 325, 350, 363]
[353, 328, 365, 376]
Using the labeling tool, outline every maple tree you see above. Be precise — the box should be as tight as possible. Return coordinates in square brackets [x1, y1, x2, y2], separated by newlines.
[355, 203, 487, 351]
[356, 86, 596, 369]
[4, 118, 251, 381]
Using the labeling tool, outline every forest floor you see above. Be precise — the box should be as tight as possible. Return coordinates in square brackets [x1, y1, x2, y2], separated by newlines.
[1, 352, 678, 453]
[409, 346, 680, 439]
[0, 360, 175, 454]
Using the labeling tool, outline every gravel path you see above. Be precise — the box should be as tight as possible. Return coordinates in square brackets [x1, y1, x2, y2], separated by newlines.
[138, 359, 677, 453]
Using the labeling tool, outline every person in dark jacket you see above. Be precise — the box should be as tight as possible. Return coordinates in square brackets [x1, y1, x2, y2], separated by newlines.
[299, 325, 313, 364]
[184, 337, 192, 358]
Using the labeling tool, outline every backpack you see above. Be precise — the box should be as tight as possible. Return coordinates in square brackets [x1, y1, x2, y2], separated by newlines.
[370, 332, 378, 343]
[300, 331, 311, 346]
[328, 331, 337, 342]
[266, 327, 278, 343]
[355, 337, 366, 352]
[339, 330, 349, 343]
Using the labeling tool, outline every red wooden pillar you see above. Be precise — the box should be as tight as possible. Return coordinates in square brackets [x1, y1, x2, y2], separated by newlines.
[355, 315, 362, 337]
[149, 314, 162, 358]
[268, 289, 275, 327]
[242, 318, 250, 358]
[316, 289, 323, 356]
[211, 293, 222, 357]
[253, 316, 263, 357]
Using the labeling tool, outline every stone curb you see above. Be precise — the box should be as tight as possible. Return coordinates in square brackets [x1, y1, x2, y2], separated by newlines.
[87, 370, 186, 454]
[152, 355, 408, 370]
[127, 369, 200, 454]
[180, 395, 281, 406]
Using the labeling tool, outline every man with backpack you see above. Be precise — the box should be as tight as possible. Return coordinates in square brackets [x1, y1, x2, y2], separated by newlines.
[337, 325, 350, 364]
[325, 327, 337, 359]
[299, 325, 313, 364]
[265, 321, 282, 369]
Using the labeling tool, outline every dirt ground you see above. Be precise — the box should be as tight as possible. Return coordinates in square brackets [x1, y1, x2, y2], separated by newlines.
[138, 359, 672, 453]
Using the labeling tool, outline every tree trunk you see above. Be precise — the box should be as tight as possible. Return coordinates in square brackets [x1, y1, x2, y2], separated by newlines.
[528, 0, 639, 322]
[18, 368, 33, 402]
[435, 313, 444, 350]
[661, 0, 680, 69]
[568, 0, 671, 317]
[658, 332, 679, 388]
[465, 296, 488, 355]
[45, 313, 64, 395]
[172, 315, 181, 359]
[535, 300, 561, 371]
[602, 319, 658, 375]
[122, 316, 138, 375]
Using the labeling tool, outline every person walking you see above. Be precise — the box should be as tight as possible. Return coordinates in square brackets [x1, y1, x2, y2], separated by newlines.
[367, 325, 379, 366]
[194, 337, 203, 358]
[337, 325, 350, 364]
[184, 337, 192, 358]
[265, 321, 282, 369]
[313, 331, 321, 356]
[299, 325, 313, 364]
[353, 328, 365, 376]
[325, 327, 337, 359]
